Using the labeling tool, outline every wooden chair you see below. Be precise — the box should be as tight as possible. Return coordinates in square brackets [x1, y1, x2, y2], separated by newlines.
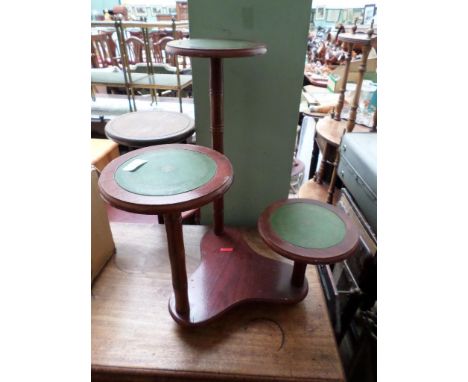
[125, 36, 146, 65]
[153, 36, 176, 65]
[91, 33, 118, 68]
[299, 22, 376, 204]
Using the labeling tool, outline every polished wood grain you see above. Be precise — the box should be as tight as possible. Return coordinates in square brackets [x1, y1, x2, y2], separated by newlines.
[170, 227, 308, 326]
[98, 144, 233, 215]
[298, 179, 342, 204]
[210, 57, 225, 234]
[258, 198, 360, 265]
[104, 110, 195, 148]
[92, 222, 345, 382]
[166, 38, 267, 58]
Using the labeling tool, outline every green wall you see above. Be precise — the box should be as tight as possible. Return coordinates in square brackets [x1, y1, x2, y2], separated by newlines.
[91, 0, 120, 14]
[189, 0, 312, 227]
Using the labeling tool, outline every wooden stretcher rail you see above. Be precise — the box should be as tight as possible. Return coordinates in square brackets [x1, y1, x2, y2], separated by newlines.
[91, 20, 189, 29]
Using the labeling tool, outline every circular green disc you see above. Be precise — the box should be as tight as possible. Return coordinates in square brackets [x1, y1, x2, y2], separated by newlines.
[269, 203, 346, 249]
[114, 148, 217, 196]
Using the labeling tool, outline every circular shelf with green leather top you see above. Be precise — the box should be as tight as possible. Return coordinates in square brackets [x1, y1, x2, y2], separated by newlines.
[105, 110, 195, 148]
[98, 144, 233, 215]
[258, 198, 360, 265]
[166, 38, 267, 58]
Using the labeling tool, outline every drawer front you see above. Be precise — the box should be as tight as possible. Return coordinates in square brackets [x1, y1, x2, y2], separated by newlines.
[338, 156, 377, 233]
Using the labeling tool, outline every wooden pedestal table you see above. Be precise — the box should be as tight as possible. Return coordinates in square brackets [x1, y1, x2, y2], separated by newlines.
[105, 110, 195, 149]
[98, 144, 234, 324]
[258, 198, 360, 288]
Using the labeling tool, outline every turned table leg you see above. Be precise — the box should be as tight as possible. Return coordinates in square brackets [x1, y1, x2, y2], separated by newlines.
[291, 261, 308, 288]
[209, 57, 225, 235]
[327, 151, 340, 204]
[164, 212, 190, 316]
[315, 142, 329, 184]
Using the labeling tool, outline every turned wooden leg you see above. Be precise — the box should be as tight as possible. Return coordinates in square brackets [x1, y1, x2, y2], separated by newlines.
[291, 261, 308, 287]
[327, 151, 340, 204]
[315, 142, 329, 184]
[309, 133, 320, 180]
[163, 212, 190, 316]
[209, 57, 225, 235]
[213, 197, 224, 235]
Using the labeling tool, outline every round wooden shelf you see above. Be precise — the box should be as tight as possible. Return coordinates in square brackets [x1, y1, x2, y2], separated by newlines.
[166, 38, 267, 58]
[105, 110, 195, 148]
[316, 116, 371, 147]
[258, 198, 359, 265]
[98, 144, 233, 215]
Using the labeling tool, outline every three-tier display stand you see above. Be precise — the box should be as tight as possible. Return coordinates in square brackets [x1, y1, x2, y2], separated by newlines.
[166, 39, 308, 326]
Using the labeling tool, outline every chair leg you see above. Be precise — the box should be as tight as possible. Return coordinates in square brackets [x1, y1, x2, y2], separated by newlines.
[315, 143, 328, 184]
[327, 151, 340, 204]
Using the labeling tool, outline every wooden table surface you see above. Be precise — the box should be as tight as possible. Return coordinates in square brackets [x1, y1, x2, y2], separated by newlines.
[92, 222, 345, 382]
[105, 110, 195, 148]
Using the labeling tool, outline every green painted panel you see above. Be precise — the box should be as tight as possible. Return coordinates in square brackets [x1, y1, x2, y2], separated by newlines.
[189, 0, 312, 227]
[114, 149, 217, 196]
[270, 203, 346, 249]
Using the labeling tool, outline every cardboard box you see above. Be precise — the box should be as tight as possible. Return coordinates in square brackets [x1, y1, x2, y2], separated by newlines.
[327, 48, 377, 93]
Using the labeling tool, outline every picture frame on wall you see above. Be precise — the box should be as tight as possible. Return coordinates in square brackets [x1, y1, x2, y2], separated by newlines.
[134, 5, 148, 17]
[363, 4, 376, 25]
[149, 6, 160, 17]
[353, 8, 364, 24]
[315, 7, 325, 20]
[326, 9, 341, 23]
[340, 9, 349, 23]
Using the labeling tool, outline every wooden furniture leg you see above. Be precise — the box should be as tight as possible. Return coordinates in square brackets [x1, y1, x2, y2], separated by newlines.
[210, 57, 224, 235]
[292, 261, 307, 287]
[327, 151, 340, 204]
[163, 212, 190, 316]
[309, 130, 320, 180]
[315, 142, 329, 184]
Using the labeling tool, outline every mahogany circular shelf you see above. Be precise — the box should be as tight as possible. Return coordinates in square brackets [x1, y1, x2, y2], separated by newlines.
[98, 144, 233, 215]
[105, 110, 195, 148]
[98, 143, 234, 323]
[258, 198, 360, 265]
[166, 38, 267, 58]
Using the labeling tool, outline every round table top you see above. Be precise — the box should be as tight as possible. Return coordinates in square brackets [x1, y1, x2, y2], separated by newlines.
[166, 38, 267, 58]
[98, 144, 233, 215]
[258, 199, 359, 264]
[316, 116, 370, 147]
[105, 111, 195, 148]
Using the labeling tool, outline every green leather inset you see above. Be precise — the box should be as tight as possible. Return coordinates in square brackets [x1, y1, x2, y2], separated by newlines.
[270, 203, 346, 249]
[115, 149, 217, 196]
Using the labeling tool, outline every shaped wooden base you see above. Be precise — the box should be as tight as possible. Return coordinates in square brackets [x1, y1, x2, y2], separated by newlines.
[169, 227, 308, 326]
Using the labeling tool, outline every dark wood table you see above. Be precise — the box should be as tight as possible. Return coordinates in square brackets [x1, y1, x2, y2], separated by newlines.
[98, 143, 233, 321]
[92, 222, 346, 382]
[258, 198, 360, 287]
[105, 110, 195, 148]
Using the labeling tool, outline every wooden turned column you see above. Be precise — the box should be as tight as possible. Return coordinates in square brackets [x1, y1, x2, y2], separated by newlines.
[291, 261, 307, 288]
[334, 43, 354, 121]
[164, 212, 190, 316]
[210, 57, 225, 235]
[346, 44, 371, 132]
[327, 151, 340, 204]
[314, 142, 329, 184]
